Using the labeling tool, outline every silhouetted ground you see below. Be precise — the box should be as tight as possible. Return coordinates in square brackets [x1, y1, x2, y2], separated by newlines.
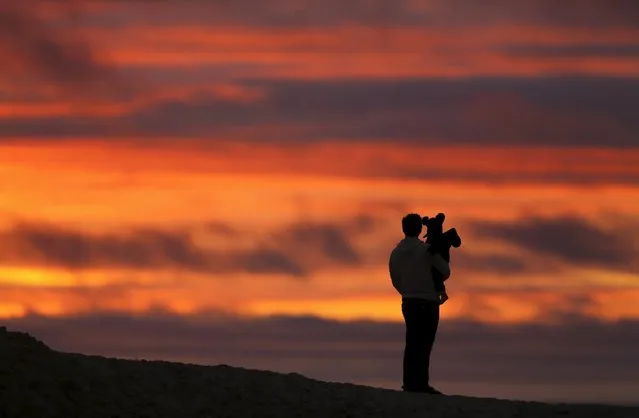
[1, 326, 637, 418]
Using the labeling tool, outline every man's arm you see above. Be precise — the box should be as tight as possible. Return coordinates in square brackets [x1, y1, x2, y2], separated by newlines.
[389, 255, 402, 294]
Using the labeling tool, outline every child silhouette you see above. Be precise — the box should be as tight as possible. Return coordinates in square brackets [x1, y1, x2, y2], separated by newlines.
[423, 213, 461, 304]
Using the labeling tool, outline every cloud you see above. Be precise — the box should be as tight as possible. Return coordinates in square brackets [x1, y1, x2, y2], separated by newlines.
[130, 77, 638, 146]
[243, 249, 305, 276]
[2, 0, 637, 101]
[269, 222, 362, 265]
[0, 212, 635, 284]
[0, 212, 634, 283]
[0, 222, 209, 271]
[2, 76, 636, 147]
[87, 0, 639, 28]
[423, 0, 639, 28]
[453, 251, 529, 275]
[0, 117, 117, 138]
[469, 214, 639, 273]
[0, 221, 301, 276]
[502, 44, 639, 59]
[0, 2, 129, 98]
[5, 310, 639, 394]
[0, 219, 363, 277]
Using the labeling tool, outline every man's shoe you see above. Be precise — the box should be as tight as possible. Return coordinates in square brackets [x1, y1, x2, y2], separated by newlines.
[402, 385, 444, 395]
[425, 386, 444, 395]
[402, 387, 422, 393]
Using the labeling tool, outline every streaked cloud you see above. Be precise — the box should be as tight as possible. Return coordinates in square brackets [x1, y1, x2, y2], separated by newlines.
[0, 221, 301, 276]
[74, 0, 639, 28]
[0, 219, 366, 277]
[502, 44, 639, 58]
[470, 214, 639, 274]
[3, 212, 633, 279]
[0, 2, 128, 98]
[2, 77, 638, 149]
[453, 252, 529, 275]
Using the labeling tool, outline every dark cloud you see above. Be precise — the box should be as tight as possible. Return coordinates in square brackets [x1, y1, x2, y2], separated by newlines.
[58, 0, 433, 29]
[243, 249, 306, 276]
[0, 2, 130, 98]
[87, 0, 639, 28]
[502, 44, 639, 59]
[0, 213, 633, 281]
[0, 221, 301, 276]
[1, 0, 636, 103]
[129, 76, 638, 147]
[469, 214, 639, 273]
[1, 212, 635, 282]
[5, 310, 639, 404]
[242, 77, 638, 147]
[0, 117, 127, 139]
[0, 219, 363, 277]
[0, 222, 208, 271]
[453, 251, 529, 275]
[2, 76, 636, 149]
[425, 0, 639, 28]
[270, 223, 362, 265]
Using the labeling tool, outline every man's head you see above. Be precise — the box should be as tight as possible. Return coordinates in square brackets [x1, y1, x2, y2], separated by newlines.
[402, 213, 423, 237]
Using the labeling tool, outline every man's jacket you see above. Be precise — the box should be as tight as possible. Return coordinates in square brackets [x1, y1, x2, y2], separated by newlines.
[389, 237, 451, 302]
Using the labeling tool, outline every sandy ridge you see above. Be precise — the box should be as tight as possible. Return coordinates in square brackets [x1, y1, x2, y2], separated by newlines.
[1, 326, 637, 418]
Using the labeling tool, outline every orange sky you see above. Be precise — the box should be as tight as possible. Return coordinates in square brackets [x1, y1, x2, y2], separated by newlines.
[1, 140, 637, 324]
[0, 0, 638, 327]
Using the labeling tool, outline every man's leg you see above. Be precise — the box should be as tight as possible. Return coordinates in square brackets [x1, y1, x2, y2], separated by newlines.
[422, 301, 440, 388]
[402, 299, 429, 391]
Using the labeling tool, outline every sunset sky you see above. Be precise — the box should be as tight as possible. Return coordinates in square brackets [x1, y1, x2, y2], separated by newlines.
[1, 0, 638, 405]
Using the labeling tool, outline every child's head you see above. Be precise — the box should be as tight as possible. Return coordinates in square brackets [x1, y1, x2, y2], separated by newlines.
[422, 213, 462, 249]
[422, 213, 445, 237]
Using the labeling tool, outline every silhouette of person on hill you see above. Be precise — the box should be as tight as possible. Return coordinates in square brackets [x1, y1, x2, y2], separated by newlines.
[389, 213, 451, 394]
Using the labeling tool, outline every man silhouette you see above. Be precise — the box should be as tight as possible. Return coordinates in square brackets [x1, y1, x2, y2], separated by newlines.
[389, 213, 450, 394]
